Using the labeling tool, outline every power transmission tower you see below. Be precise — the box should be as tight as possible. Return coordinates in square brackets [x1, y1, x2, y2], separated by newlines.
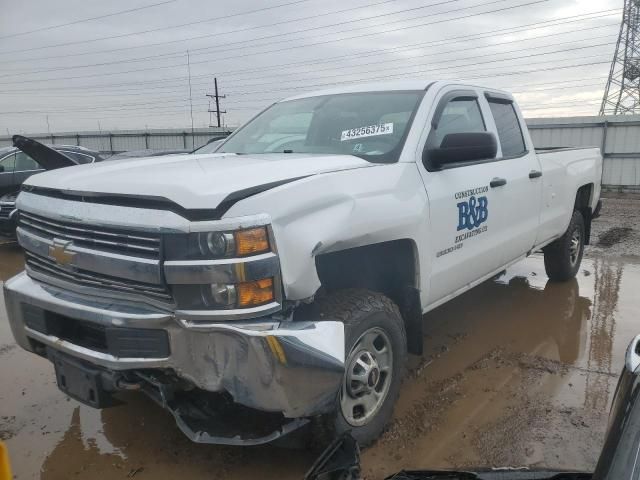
[600, 0, 640, 115]
[206, 78, 226, 128]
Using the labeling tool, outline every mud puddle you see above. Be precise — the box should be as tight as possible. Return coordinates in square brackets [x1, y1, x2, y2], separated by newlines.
[364, 254, 636, 477]
[1, 246, 639, 479]
[597, 226, 633, 247]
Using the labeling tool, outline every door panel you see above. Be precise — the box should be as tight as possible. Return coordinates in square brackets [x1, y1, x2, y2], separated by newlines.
[0, 153, 16, 196]
[485, 98, 542, 263]
[422, 163, 509, 304]
[417, 89, 509, 305]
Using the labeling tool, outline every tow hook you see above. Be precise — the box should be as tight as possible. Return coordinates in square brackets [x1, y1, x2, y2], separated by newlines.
[115, 377, 142, 391]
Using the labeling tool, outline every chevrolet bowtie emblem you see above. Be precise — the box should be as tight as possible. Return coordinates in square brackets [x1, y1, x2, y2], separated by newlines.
[48, 239, 76, 266]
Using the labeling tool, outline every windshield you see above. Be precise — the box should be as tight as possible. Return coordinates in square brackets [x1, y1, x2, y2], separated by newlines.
[219, 91, 424, 162]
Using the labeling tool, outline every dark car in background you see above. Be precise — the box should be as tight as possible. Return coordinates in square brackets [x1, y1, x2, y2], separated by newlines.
[0, 139, 105, 234]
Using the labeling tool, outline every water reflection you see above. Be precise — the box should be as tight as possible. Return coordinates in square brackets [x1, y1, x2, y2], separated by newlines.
[585, 258, 623, 412]
[423, 268, 592, 367]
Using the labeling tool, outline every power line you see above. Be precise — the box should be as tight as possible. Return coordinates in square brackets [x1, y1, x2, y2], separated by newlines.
[221, 57, 612, 98]
[221, 35, 616, 91]
[0, 0, 176, 40]
[1, 53, 612, 115]
[16, 0, 314, 48]
[0, 48, 613, 119]
[0, 10, 619, 79]
[0, 0, 400, 75]
[0, 0, 459, 57]
[0, 0, 544, 77]
[220, 45, 613, 95]
[2, 6, 618, 78]
[206, 12, 620, 78]
[0, 3, 615, 127]
[3, 76, 606, 118]
[0, 6, 615, 92]
[0, 0, 551, 86]
[0, 0, 316, 57]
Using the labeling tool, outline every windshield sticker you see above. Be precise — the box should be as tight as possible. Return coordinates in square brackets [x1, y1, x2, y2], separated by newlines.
[340, 123, 393, 141]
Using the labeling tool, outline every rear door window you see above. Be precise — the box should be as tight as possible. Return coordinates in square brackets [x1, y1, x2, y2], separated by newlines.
[487, 100, 526, 157]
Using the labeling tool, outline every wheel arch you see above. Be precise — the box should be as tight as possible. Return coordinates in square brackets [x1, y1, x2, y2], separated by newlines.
[574, 183, 594, 245]
[313, 239, 423, 355]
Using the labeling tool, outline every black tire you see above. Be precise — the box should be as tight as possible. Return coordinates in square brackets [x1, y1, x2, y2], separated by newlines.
[309, 289, 407, 447]
[543, 210, 585, 282]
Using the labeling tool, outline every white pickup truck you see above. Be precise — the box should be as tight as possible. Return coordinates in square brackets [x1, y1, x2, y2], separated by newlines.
[5, 80, 602, 446]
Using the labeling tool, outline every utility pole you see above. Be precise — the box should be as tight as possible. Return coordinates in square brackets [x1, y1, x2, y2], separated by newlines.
[206, 77, 226, 128]
[600, 0, 640, 114]
[45, 115, 51, 134]
[187, 50, 195, 145]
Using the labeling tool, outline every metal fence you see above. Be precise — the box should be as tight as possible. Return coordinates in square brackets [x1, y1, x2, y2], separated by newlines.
[527, 115, 640, 189]
[0, 127, 234, 155]
[2, 116, 640, 188]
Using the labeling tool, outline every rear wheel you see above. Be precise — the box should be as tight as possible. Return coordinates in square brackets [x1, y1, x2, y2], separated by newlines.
[543, 210, 585, 282]
[310, 289, 407, 447]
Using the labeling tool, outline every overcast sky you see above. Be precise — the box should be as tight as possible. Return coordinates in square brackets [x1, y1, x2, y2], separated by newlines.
[0, 0, 622, 134]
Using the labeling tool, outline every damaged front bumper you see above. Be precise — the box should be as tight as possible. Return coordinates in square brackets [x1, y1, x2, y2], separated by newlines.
[4, 272, 345, 444]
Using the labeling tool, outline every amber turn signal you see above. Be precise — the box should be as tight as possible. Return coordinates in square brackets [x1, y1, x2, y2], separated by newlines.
[234, 227, 270, 256]
[237, 278, 274, 307]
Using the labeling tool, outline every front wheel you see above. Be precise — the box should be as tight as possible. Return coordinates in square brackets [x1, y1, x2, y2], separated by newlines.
[543, 210, 585, 282]
[310, 289, 407, 447]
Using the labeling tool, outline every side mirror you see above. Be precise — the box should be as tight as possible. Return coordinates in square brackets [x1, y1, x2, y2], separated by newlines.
[424, 132, 497, 169]
[0, 165, 4, 173]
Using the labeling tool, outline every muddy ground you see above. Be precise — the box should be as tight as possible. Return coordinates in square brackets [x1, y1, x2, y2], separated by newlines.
[1, 193, 640, 479]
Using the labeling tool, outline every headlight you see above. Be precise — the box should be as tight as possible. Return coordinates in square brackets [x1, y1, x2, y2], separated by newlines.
[199, 232, 234, 257]
[165, 224, 278, 311]
[165, 226, 271, 260]
[172, 279, 275, 310]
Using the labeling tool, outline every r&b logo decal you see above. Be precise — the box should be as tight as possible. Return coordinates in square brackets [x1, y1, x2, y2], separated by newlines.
[457, 195, 488, 231]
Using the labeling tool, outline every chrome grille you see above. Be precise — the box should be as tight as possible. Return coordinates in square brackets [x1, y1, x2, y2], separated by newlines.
[0, 202, 14, 220]
[25, 251, 172, 302]
[18, 211, 160, 258]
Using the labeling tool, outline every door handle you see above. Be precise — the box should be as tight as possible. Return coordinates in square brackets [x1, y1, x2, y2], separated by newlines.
[490, 177, 507, 188]
[529, 170, 542, 179]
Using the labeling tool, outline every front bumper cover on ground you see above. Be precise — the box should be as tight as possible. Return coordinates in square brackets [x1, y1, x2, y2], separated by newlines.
[4, 272, 345, 423]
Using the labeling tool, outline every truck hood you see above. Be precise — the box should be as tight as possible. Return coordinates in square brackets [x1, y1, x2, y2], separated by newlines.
[23, 153, 377, 211]
[13, 135, 79, 170]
